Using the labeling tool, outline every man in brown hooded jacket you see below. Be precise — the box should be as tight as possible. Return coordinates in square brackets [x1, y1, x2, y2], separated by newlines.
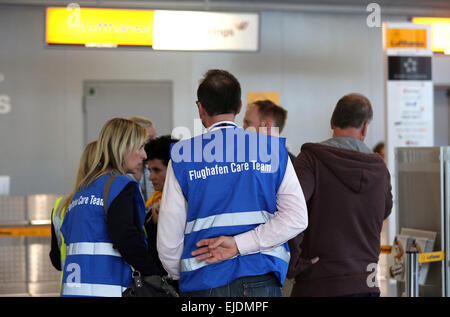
[288, 93, 392, 297]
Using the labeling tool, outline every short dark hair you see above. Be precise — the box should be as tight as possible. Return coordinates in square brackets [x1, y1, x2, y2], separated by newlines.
[331, 93, 373, 129]
[373, 141, 385, 154]
[145, 135, 179, 167]
[252, 100, 288, 132]
[197, 69, 241, 116]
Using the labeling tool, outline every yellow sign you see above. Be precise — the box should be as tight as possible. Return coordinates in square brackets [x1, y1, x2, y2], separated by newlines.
[379, 245, 444, 263]
[247, 91, 280, 105]
[413, 17, 450, 53]
[0, 225, 51, 237]
[46, 7, 154, 46]
[419, 251, 445, 263]
[386, 28, 427, 49]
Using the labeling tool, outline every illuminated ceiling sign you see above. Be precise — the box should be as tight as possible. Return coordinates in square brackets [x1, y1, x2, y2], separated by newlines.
[46, 7, 154, 47]
[152, 10, 259, 51]
[46, 8, 259, 51]
[412, 17, 450, 54]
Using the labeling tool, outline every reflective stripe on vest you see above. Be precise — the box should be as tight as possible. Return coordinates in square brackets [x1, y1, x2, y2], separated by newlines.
[62, 283, 127, 297]
[184, 210, 274, 235]
[180, 244, 290, 273]
[67, 242, 121, 257]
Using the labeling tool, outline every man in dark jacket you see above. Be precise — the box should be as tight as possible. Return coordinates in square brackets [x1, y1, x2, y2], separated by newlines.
[287, 93, 392, 297]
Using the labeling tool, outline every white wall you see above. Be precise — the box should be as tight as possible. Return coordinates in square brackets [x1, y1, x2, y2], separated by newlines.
[0, 4, 449, 194]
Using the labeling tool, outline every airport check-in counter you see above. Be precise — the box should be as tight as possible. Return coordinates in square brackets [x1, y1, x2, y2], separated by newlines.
[395, 147, 450, 297]
[0, 194, 61, 296]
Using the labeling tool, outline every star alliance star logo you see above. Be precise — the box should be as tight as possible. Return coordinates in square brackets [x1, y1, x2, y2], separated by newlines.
[403, 57, 418, 73]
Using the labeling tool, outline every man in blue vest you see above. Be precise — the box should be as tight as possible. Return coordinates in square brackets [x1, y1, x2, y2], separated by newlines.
[157, 69, 308, 297]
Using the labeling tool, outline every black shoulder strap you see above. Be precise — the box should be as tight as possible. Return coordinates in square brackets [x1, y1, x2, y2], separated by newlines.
[103, 174, 120, 216]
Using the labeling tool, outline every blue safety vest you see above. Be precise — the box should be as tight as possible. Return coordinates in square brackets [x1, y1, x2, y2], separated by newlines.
[171, 122, 290, 293]
[60, 174, 146, 297]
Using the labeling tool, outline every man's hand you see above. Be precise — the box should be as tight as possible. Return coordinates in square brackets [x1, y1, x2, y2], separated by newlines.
[288, 257, 319, 284]
[191, 236, 239, 264]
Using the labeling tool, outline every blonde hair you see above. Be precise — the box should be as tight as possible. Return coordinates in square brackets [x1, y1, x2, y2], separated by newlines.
[62, 118, 146, 212]
[60, 140, 98, 216]
[128, 116, 154, 129]
[83, 117, 146, 186]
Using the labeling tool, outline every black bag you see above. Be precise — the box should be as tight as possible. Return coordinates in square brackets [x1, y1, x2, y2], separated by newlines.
[122, 268, 179, 297]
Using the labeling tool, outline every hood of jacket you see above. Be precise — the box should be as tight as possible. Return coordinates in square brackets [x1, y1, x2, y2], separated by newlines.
[301, 142, 386, 193]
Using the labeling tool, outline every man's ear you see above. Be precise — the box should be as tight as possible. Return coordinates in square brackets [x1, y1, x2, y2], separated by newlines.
[265, 118, 276, 136]
[197, 101, 206, 117]
[236, 101, 242, 115]
[360, 120, 370, 140]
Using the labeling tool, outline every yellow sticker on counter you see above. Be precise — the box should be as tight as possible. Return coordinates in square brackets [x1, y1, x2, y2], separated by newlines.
[0, 225, 51, 237]
[419, 251, 445, 263]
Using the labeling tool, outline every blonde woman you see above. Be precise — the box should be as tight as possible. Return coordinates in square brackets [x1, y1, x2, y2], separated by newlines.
[50, 140, 97, 288]
[60, 118, 160, 297]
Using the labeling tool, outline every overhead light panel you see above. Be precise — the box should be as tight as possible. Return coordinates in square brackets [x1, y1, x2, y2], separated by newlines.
[152, 10, 259, 51]
[46, 7, 259, 52]
[412, 17, 450, 54]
